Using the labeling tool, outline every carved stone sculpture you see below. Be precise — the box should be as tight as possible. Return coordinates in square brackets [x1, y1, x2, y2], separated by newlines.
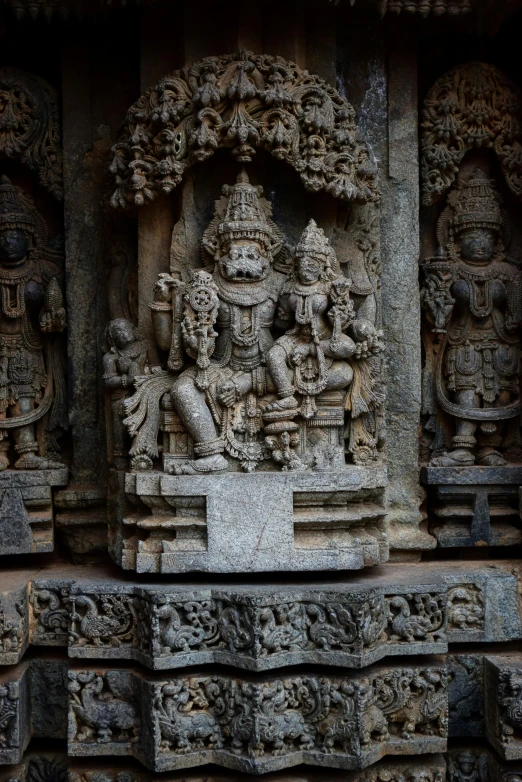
[448, 749, 486, 782]
[421, 62, 522, 206]
[103, 319, 150, 468]
[0, 69, 62, 199]
[421, 168, 521, 467]
[109, 51, 379, 208]
[0, 177, 67, 470]
[123, 170, 383, 475]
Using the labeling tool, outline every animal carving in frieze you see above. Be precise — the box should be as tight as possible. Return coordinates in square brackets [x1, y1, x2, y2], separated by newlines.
[374, 668, 448, 740]
[498, 670, 522, 743]
[447, 586, 484, 631]
[69, 595, 138, 648]
[151, 599, 219, 654]
[387, 594, 446, 642]
[0, 684, 17, 748]
[154, 679, 223, 754]
[68, 671, 140, 745]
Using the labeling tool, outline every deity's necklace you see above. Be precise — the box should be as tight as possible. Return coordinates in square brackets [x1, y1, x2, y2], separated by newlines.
[0, 259, 37, 319]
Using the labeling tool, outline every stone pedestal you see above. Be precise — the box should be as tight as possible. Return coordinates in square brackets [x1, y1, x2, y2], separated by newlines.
[121, 467, 388, 574]
[422, 467, 522, 547]
[0, 469, 68, 556]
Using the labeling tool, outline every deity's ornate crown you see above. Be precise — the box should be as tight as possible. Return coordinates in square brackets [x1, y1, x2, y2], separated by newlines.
[0, 176, 39, 239]
[218, 169, 274, 249]
[452, 168, 502, 233]
[296, 219, 339, 275]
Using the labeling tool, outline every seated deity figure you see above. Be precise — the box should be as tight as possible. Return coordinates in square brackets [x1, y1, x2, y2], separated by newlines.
[0, 176, 66, 471]
[124, 170, 384, 473]
[150, 170, 285, 474]
[266, 219, 378, 420]
[421, 168, 521, 467]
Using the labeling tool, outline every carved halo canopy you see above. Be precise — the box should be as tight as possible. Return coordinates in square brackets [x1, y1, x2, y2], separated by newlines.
[0, 67, 62, 199]
[109, 51, 379, 209]
[421, 61, 522, 206]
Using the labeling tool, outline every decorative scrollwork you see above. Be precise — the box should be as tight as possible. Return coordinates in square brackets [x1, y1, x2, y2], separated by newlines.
[0, 68, 62, 199]
[421, 62, 522, 205]
[109, 51, 379, 209]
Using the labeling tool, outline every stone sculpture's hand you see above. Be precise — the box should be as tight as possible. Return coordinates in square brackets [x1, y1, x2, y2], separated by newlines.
[290, 344, 310, 367]
[217, 380, 238, 407]
[154, 273, 177, 303]
[40, 306, 66, 332]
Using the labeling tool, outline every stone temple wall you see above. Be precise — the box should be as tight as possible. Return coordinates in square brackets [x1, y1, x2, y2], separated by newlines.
[0, 1, 522, 780]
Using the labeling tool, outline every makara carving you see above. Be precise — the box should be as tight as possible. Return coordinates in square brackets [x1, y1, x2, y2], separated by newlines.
[421, 168, 521, 467]
[0, 68, 62, 199]
[421, 62, 522, 205]
[116, 170, 383, 474]
[109, 52, 379, 209]
[0, 177, 67, 470]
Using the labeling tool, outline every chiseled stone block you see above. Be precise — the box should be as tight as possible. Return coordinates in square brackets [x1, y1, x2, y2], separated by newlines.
[67, 663, 447, 772]
[122, 468, 388, 574]
[0, 468, 67, 556]
[422, 467, 522, 548]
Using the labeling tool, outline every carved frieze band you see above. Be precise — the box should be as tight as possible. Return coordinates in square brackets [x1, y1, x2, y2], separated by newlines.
[66, 663, 447, 772]
[0, 563, 516, 667]
[1, 755, 448, 782]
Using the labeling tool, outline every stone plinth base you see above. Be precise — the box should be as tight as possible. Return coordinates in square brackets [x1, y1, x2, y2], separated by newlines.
[0, 468, 68, 556]
[121, 467, 388, 573]
[421, 466, 522, 547]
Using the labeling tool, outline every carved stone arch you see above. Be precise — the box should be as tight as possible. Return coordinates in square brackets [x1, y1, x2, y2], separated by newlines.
[0, 67, 62, 199]
[421, 61, 522, 206]
[109, 51, 379, 209]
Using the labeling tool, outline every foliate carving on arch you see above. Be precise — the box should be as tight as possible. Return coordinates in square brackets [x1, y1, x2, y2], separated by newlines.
[421, 61, 522, 206]
[109, 51, 379, 209]
[0, 68, 62, 199]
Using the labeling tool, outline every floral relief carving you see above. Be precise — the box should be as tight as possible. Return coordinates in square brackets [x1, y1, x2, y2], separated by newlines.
[109, 51, 379, 209]
[421, 62, 522, 206]
[0, 68, 62, 199]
